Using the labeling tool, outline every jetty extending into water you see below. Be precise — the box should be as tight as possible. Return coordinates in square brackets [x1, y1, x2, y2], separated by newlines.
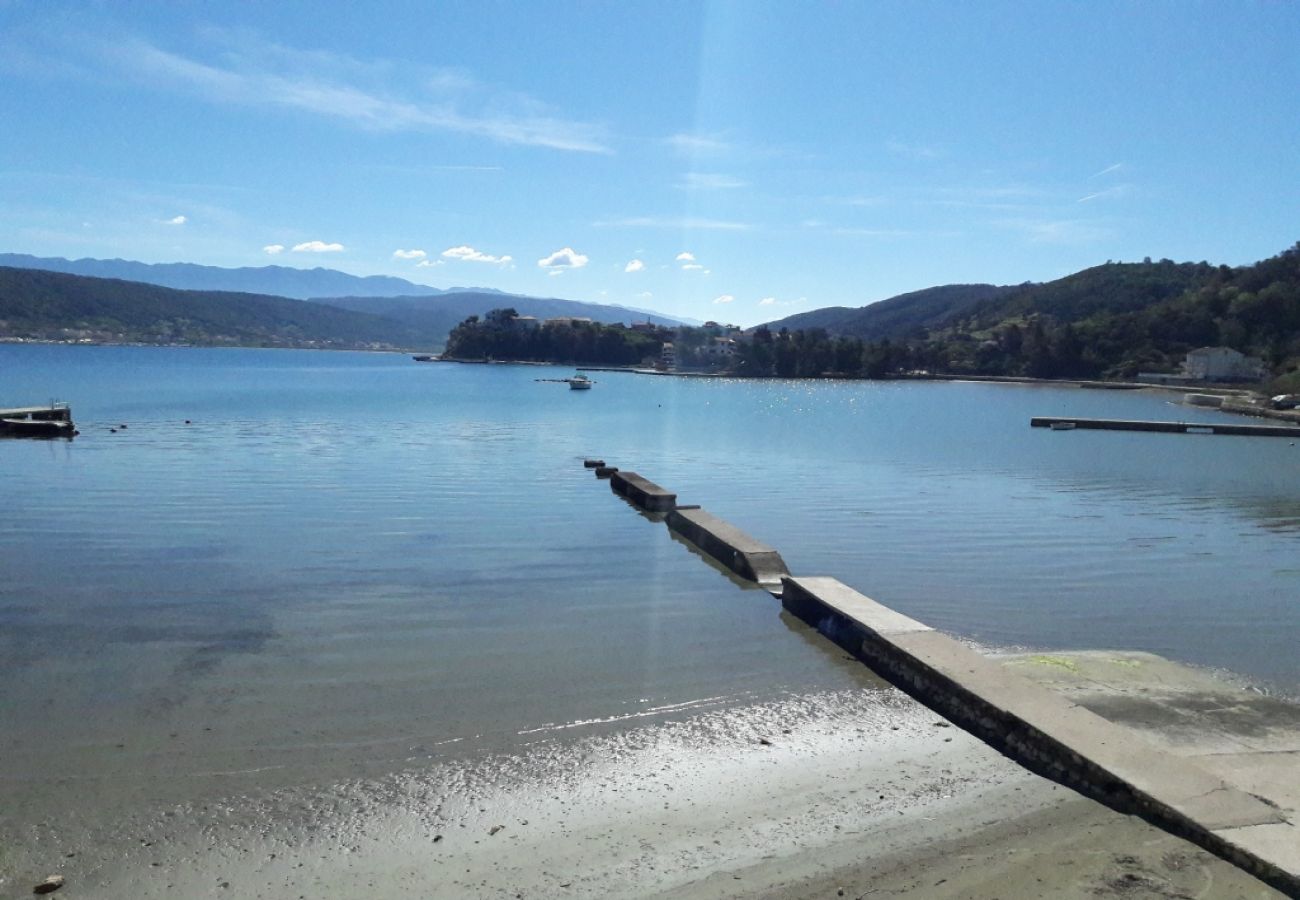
[584, 457, 1300, 897]
[1031, 415, 1300, 437]
[0, 402, 75, 437]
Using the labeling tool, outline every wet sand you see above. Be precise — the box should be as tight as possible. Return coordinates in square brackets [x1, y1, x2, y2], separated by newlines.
[3, 677, 1283, 899]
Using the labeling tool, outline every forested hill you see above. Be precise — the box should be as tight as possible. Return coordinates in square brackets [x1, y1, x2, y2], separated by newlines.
[737, 242, 1300, 388]
[762, 284, 1013, 340]
[0, 266, 438, 349]
[918, 248, 1300, 380]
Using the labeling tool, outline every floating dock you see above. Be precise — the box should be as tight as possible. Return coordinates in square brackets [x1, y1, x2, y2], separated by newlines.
[1031, 415, 1300, 437]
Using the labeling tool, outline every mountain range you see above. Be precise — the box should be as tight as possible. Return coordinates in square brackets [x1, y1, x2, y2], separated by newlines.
[0, 254, 687, 350]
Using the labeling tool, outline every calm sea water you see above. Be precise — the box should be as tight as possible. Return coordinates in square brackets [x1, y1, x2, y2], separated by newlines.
[3, 344, 1299, 814]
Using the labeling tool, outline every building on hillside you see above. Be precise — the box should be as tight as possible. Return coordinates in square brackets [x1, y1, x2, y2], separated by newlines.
[543, 316, 594, 327]
[630, 321, 659, 333]
[514, 315, 540, 330]
[659, 342, 676, 371]
[702, 336, 738, 360]
[1181, 347, 1266, 382]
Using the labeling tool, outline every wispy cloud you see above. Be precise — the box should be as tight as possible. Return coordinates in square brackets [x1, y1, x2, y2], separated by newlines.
[994, 217, 1111, 245]
[679, 172, 748, 190]
[886, 139, 943, 160]
[713, 294, 735, 304]
[163, 214, 187, 225]
[393, 248, 426, 260]
[416, 259, 444, 268]
[1091, 162, 1125, 178]
[293, 240, 344, 253]
[442, 245, 511, 264]
[675, 251, 695, 262]
[92, 32, 611, 153]
[666, 133, 730, 155]
[624, 259, 644, 272]
[263, 244, 285, 255]
[758, 297, 776, 306]
[1077, 184, 1131, 203]
[538, 247, 588, 272]
[595, 216, 750, 231]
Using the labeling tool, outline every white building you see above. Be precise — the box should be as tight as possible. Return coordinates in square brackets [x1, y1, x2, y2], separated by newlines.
[1181, 347, 1266, 382]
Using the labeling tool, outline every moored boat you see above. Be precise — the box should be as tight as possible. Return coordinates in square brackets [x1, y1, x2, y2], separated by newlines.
[566, 374, 593, 390]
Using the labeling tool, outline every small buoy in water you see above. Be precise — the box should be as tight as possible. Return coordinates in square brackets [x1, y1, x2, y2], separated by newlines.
[119, 424, 128, 429]
[109, 428, 117, 433]
[185, 419, 191, 425]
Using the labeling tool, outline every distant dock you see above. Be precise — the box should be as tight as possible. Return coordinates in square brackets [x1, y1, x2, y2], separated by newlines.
[1031, 415, 1300, 438]
[0, 402, 75, 438]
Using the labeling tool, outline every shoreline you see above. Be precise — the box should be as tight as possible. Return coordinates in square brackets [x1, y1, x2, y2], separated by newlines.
[5, 656, 1287, 899]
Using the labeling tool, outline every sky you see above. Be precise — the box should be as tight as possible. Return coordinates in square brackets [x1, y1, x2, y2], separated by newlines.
[1, 1, 1297, 326]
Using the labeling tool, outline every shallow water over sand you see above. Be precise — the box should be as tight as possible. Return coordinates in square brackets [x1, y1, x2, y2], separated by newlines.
[3, 344, 1299, 857]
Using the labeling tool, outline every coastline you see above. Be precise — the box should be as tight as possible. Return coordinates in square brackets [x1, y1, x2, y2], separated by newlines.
[7, 656, 1286, 899]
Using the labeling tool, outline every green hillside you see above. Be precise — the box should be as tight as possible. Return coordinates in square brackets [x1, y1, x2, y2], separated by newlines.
[760, 284, 1012, 340]
[0, 266, 437, 349]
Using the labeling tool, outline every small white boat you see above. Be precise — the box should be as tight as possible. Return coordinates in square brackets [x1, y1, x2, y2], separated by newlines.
[566, 374, 593, 390]
[1049, 421, 1077, 431]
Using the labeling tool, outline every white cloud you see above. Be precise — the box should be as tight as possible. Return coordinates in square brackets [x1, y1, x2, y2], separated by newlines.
[293, 240, 345, 253]
[263, 244, 285, 255]
[636, 291, 653, 299]
[994, 218, 1110, 245]
[758, 297, 776, 306]
[681, 263, 704, 271]
[537, 247, 589, 271]
[99, 33, 611, 153]
[1091, 162, 1125, 178]
[885, 139, 943, 160]
[624, 258, 644, 272]
[1077, 184, 1131, 203]
[666, 133, 730, 155]
[679, 172, 748, 190]
[713, 294, 735, 304]
[441, 245, 512, 264]
[164, 215, 187, 225]
[393, 248, 427, 260]
[416, 258, 444, 268]
[675, 251, 695, 261]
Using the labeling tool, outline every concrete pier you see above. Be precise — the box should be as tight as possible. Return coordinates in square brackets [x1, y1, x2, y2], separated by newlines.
[780, 575, 1300, 897]
[609, 471, 677, 512]
[1031, 415, 1300, 437]
[0, 403, 72, 422]
[584, 457, 1300, 896]
[665, 507, 789, 586]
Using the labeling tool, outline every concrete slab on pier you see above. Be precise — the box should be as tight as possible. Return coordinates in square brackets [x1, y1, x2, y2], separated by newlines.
[665, 507, 790, 585]
[781, 575, 1300, 896]
[609, 471, 677, 512]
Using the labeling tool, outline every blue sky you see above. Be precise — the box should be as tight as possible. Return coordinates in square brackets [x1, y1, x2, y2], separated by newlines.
[2, 1, 1297, 325]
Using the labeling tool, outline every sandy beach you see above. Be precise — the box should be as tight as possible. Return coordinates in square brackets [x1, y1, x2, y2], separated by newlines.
[5, 673, 1282, 900]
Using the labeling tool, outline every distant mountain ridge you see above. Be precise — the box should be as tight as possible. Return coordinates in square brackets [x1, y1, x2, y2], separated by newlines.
[312, 292, 684, 339]
[0, 266, 436, 349]
[0, 262, 689, 351]
[0, 253, 484, 300]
